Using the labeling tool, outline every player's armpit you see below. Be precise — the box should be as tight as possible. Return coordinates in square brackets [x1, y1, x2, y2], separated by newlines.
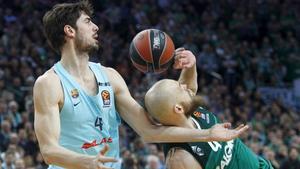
[166, 148, 202, 169]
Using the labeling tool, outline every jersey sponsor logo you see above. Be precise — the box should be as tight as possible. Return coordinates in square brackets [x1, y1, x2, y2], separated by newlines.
[101, 90, 111, 106]
[81, 137, 113, 149]
[208, 141, 222, 152]
[191, 146, 204, 156]
[73, 102, 80, 107]
[98, 82, 111, 86]
[216, 140, 234, 169]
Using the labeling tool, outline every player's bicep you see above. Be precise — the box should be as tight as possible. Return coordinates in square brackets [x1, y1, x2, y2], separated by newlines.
[34, 76, 61, 152]
[106, 68, 154, 135]
[166, 148, 202, 169]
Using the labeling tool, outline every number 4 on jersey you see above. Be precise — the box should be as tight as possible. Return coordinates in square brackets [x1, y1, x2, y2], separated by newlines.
[95, 117, 103, 131]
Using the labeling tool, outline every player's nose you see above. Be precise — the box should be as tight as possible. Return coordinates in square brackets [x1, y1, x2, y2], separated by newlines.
[93, 22, 99, 32]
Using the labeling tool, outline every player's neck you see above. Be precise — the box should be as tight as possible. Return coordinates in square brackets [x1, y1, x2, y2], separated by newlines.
[60, 44, 90, 78]
[177, 118, 197, 129]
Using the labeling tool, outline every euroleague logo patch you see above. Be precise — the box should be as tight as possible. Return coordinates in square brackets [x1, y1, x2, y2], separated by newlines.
[71, 89, 80, 107]
[101, 90, 110, 107]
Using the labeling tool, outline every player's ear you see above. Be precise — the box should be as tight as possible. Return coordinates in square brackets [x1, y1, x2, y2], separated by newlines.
[174, 104, 185, 114]
[64, 25, 75, 38]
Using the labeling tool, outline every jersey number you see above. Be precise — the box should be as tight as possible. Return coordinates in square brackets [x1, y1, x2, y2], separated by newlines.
[208, 141, 222, 152]
[95, 117, 103, 131]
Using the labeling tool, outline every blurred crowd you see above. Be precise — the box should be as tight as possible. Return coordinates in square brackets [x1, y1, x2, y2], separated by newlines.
[0, 0, 300, 168]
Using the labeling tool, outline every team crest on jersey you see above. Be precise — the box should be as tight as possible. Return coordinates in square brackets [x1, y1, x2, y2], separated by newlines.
[101, 90, 110, 106]
[71, 89, 79, 98]
[71, 89, 80, 106]
[193, 111, 202, 118]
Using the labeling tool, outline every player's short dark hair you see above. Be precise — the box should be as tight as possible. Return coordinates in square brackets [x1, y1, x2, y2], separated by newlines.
[42, 1, 93, 53]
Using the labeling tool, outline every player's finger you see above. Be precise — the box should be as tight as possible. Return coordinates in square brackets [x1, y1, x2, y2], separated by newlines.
[97, 162, 114, 169]
[235, 124, 245, 130]
[174, 52, 186, 61]
[101, 166, 114, 169]
[99, 144, 109, 155]
[178, 58, 188, 64]
[173, 60, 183, 69]
[98, 156, 118, 163]
[236, 124, 249, 134]
[222, 122, 232, 128]
[181, 60, 193, 68]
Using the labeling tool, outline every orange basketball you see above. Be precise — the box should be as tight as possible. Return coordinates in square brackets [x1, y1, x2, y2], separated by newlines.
[129, 29, 175, 73]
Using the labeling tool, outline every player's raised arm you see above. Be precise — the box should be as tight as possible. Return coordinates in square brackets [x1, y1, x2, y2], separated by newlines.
[174, 48, 198, 94]
[106, 67, 248, 143]
[34, 71, 117, 169]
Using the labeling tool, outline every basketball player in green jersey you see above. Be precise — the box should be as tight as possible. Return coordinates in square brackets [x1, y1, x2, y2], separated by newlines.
[144, 48, 273, 169]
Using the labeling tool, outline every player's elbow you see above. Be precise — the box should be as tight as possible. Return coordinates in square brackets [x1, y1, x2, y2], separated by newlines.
[40, 146, 58, 165]
[41, 149, 54, 165]
[140, 126, 161, 143]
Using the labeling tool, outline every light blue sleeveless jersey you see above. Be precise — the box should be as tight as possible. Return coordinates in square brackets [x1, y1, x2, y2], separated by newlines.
[49, 62, 121, 169]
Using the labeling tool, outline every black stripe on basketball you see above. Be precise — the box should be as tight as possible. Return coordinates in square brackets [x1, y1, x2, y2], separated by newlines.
[129, 42, 148, 66]
[150, 29, 166, 72]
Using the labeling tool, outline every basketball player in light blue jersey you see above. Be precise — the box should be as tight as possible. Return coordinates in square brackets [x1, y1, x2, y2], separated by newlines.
[33, 1, 249, 169]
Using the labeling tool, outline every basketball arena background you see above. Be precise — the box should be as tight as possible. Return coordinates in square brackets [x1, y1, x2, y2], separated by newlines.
[0, 0, 300, 168]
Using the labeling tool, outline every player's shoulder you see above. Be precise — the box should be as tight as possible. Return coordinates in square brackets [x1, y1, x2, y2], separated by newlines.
[34, 68, 60, 92]
[102, 66, 127, 92]
[102, 66, 119, 75]
[102, 66, 124, 81]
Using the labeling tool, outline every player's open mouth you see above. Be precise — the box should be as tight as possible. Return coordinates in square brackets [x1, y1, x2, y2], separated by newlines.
[93, 34, 98, 40]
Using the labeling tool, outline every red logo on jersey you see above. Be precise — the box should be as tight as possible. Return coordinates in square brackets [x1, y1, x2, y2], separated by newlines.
[193, 111, 202, 118]
[81, 137, 113, 149]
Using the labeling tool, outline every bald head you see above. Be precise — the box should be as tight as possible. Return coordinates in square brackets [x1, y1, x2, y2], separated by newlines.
[145, 79, 187, 125]
[145, 79, 206, 126]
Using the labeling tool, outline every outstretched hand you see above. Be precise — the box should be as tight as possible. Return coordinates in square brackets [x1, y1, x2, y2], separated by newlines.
[209, 123, 249, 141]
[92, 144, 118, 169]
[173, 48, 196, 69]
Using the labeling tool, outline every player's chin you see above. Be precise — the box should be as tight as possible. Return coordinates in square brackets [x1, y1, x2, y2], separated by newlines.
[91, 41, 100, 50]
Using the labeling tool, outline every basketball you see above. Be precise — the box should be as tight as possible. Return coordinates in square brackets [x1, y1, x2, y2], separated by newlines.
[129, 29, 175, 73]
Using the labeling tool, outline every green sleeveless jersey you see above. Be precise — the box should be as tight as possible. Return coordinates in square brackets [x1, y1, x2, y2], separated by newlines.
[163, 107, 273, 169]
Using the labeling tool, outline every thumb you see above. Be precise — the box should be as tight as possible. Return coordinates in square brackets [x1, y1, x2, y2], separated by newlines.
[99, 144, 109, 155]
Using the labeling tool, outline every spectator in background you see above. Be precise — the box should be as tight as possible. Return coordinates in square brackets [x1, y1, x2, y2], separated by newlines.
[1, 150, 15, 169]
[145, 155, 160, 169]
[0, 120, 11, 151]
[7, 100, 22, 131]
[15, 158, 25, 169]
[281, 148, 300, 169]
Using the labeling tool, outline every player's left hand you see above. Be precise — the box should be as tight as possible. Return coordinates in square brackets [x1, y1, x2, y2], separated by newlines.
[173, 48, 196, 69]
